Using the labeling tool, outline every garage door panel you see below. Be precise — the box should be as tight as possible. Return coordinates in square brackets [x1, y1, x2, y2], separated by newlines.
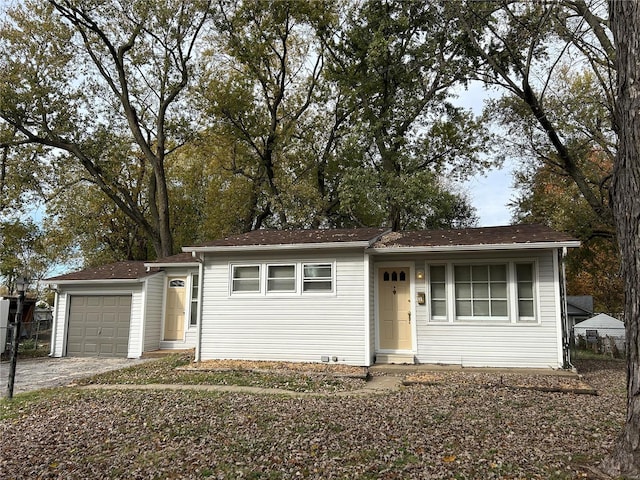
[67, 295, 131, 357]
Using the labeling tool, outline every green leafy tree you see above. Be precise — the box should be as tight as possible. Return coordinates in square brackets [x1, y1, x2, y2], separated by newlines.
[512, 156, 622, 315]
[0, 218, 62, 293]
[0, 0, 212, 258]
[326, 0, 492, 230]
[462, 0, 615, 233]
[198, 0, 336, 229]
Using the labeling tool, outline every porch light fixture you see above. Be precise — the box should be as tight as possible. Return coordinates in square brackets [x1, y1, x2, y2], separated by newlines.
[416, 269, 425, 281]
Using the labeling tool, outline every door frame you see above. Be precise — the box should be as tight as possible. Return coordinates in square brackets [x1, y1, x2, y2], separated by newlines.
[162, 276, 187, 342]
[374, 261, 417, 354]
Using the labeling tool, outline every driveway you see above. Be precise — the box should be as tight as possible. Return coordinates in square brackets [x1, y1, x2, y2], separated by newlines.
[1, 356, 150, 396]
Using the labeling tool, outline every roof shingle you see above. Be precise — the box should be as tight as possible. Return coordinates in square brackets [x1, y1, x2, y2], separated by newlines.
[371, 224, 576, 248]
[190, 227, 389, 248]
[45, 261, 158, 282]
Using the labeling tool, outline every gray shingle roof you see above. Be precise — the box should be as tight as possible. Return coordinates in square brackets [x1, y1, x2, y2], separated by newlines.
[45, 261, 159, 282]
[190, 227, 389, 247]
[370, 224, 577, 248]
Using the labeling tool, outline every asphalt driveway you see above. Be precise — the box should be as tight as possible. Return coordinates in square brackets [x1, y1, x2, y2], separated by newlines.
[1, 356, 150, 396]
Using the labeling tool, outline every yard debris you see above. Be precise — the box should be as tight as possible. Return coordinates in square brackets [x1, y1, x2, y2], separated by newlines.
[402, 371, 598, 395]
[179, 359, 369, 379]
[0, 358, 624, 479]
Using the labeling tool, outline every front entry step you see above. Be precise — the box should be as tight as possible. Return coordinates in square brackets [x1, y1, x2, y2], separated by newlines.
[375, 353, 415, 365]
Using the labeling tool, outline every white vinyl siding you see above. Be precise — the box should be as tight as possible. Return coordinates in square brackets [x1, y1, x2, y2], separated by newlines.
[143, 273, 165, 352]
[200, 250, 366, 365]
[407, 251, 561, 368]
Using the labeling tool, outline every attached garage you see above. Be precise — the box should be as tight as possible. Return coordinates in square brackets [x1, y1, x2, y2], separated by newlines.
[67, 295, 132, 357]
[46, 261, 167, 359]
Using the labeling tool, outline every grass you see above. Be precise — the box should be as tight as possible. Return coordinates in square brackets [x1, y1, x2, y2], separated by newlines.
[573, 348, 626, 361]
[75, 353, 366, 393]
[0, 357, 628, 479]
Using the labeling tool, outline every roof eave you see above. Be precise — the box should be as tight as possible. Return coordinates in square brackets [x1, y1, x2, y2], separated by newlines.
[42, 277, 148, 286]
[368, 240, 581, 253]
[183, 240, 376, 253]
[143, 262, 201, 268]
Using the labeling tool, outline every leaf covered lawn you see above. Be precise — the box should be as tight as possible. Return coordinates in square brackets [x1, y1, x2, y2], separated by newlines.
[0, 358, 625, 479]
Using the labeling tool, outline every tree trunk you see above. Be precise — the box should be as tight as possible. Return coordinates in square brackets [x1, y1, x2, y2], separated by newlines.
[601, 2, 640, 477]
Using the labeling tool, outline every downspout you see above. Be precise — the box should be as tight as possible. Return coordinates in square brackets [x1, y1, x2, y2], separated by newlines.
[363, 251, 371, 367]
[559, 247, 574, 370]
[49, 288, 59, 357]
[195, 252, 204, 362]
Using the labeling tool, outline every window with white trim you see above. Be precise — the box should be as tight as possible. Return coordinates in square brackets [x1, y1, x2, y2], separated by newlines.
[516, 263, 536, 322]
[302, 263, 333, 292]
[429, 265, 447, 320]
[232, 265, 260, 293]
[267, 265, 296, 292]
[428, 261, 538, 324]
[454, 264, 508, 320]
[190, 274, 199, 326]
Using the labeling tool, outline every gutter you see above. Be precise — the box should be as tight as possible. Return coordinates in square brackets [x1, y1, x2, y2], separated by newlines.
[368, 241, 581, 254]
[183, 240, 377, 254]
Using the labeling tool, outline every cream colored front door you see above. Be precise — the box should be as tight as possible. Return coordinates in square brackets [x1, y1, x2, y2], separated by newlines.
[378, 267, 412, 350]
[164, 278, 186, 341]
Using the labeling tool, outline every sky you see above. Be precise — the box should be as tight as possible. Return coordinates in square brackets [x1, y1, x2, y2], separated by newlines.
[455, 82, 517, 227]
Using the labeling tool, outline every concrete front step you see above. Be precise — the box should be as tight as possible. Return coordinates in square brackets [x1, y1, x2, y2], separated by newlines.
[375, 353, 415, 365]
[141, 348, 194, 359]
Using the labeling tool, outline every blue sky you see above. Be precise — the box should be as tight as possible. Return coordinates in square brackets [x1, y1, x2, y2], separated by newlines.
[455, 82, 516, 227]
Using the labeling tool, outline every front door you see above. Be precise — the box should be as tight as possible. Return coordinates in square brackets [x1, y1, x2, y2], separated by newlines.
[164, 278, 186, 341]
[378, 267, 412, 350]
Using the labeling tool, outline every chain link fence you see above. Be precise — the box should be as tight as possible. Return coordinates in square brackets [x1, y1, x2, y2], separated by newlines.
[1, 304, 53, 358]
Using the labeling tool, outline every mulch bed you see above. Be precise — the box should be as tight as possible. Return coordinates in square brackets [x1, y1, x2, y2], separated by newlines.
[403, 371, 598, 395]
[178, 359, 369, 379]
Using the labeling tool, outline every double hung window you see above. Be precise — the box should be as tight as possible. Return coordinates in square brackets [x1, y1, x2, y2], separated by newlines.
[190, 274, 199, 326]
[267, 265, 296, 292]
[302, 264, 333, 292]
[232, 265, 260, 293]
[230, 262, 334, 295]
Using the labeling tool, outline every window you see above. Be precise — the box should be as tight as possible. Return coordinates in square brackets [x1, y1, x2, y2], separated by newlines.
[429, 265, 447, 319]
[267, 265, 296, 292]
[169, 279, 184, 288]
[190, 274, 199, 326]
[232, 265, 260, 292]
[516, 263, 535, 321]
[303, 263, 333, 292]
[454, 264, 508, 320]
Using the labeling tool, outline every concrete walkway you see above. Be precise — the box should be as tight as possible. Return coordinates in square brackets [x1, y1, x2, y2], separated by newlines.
[80, 375, 404, 397]
[369, 363, 579, 377]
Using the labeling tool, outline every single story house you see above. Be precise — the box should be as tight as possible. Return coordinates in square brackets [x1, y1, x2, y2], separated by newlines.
[45, 224, 579, 369]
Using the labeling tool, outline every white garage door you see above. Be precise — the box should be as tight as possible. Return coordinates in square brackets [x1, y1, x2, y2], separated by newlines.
[67, 295, 131, 357]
